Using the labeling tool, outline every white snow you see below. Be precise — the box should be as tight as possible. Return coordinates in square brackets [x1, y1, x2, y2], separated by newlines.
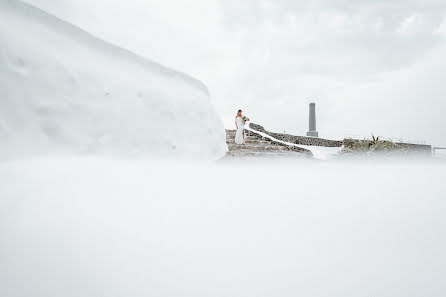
[0, 0, 227, 161]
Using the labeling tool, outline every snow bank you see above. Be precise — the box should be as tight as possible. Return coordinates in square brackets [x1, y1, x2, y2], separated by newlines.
[0, 0, 227, 160]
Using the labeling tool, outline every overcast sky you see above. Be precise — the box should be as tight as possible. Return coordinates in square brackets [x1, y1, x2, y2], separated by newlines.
[24, 0, 446, 145]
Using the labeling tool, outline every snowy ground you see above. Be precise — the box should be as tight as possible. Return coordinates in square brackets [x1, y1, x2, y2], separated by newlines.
[1, 157, 445, 297]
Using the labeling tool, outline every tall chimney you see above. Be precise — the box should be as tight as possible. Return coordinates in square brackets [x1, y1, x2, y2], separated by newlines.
[306, 102, 319, 137]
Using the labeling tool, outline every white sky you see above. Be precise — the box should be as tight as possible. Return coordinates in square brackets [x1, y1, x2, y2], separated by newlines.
[24, 0, 446, 145]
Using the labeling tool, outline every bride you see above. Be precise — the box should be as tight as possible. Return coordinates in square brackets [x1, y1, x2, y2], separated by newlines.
[235, 109, 245, 144]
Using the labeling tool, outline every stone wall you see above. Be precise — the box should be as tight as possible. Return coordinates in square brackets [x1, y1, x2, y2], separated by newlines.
[245, 130, 313, 155]
[249, 123, 343, 147]
[395, 143, 432, 155]
[224, 129, 313, 158]
[249, 123, 432, 155]
[343, 138, 432, 156]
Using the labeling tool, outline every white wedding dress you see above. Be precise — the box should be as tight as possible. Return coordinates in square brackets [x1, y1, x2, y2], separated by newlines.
[235, 117, 245, 144]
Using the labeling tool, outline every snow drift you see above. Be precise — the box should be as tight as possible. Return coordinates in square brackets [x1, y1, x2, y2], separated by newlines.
[0, 0, 227, 160]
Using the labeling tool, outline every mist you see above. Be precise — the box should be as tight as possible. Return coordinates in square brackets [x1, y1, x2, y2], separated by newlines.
[1, 1, 446, 296]
[1, 158, 445, 297]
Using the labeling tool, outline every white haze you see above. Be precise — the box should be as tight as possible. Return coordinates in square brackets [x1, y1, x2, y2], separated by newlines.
[1, 1, 445, 296]
[1, 158, 446, 297]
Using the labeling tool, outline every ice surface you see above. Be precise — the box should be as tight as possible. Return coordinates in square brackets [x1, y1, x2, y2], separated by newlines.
[0, 0, 227, 160]
[1, 158, 445, 297]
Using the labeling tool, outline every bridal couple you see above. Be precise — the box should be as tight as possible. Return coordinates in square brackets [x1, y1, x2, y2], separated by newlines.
[235, 109, 247, 145]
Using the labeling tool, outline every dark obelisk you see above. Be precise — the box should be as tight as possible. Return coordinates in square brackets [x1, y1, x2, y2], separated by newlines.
[306, 102, 319, 137]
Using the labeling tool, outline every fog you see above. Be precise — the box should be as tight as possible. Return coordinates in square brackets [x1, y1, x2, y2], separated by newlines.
[1, 158, 445, 297]
[2, 1, 446, 296]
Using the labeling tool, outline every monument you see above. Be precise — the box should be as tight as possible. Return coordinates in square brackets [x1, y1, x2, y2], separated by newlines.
[306, 102, 319, 137]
